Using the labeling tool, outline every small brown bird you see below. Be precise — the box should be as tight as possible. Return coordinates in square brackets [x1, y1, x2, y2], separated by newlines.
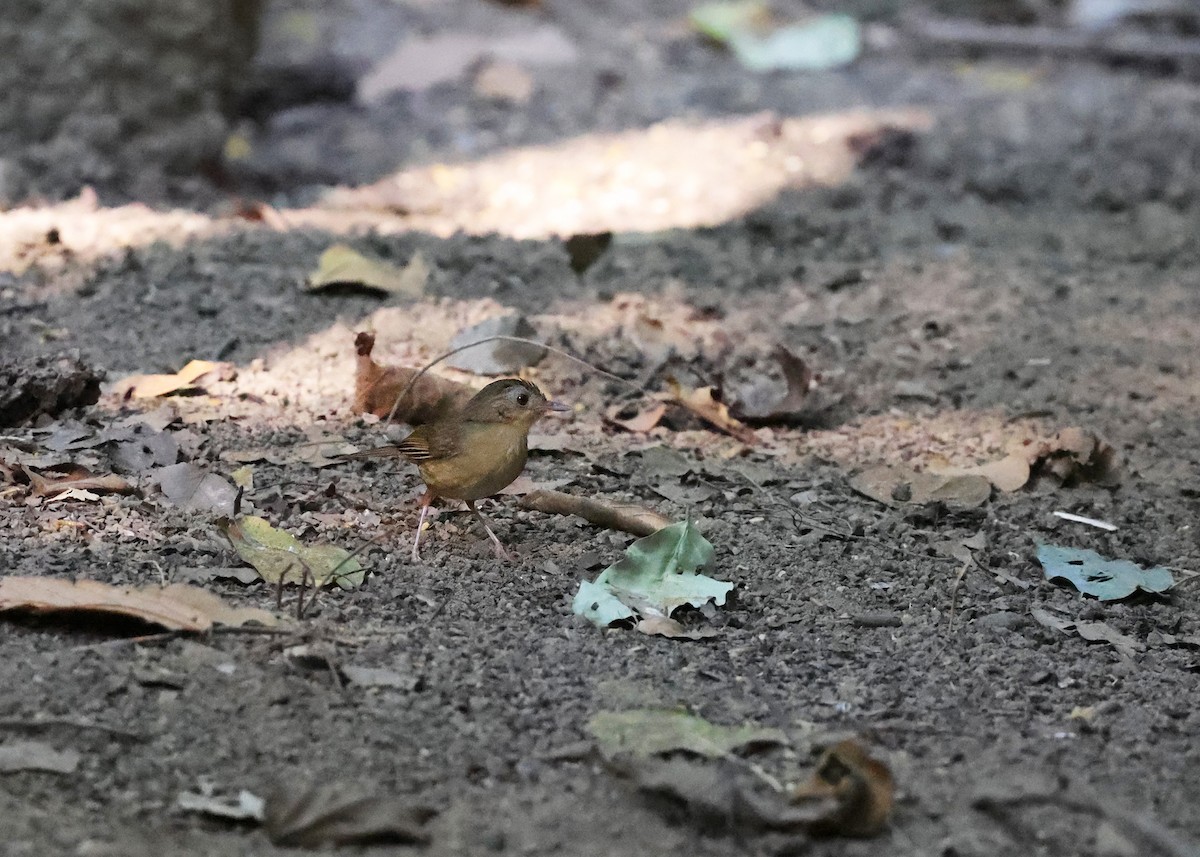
[342, 378, 567, 562]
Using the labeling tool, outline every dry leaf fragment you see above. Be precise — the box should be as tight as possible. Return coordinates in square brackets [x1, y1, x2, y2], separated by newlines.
[1037, 427, 1119, 486]
[0, 577, 281, 633]
[1030, 607, 1143, 660]
[155, 463, 238, 515]
[353, 332, 472, 424]
[263, 784, 436, 847]
[518, 489, 671, 537]
[22, 464, 137, 498]
[791, 740, 895, 837]
[307, 245, 428, 297]
[735, 345, 814, 422]
[849, 464, 991, 509]
[664, 380, 757, 445]
[113, 359, 223, 399]
[933, 427, 1118, 494]
[604, 401, 667, 433]
[635, 615, 722, 640]
[220, 515, 365, 590]
[0, 740, 80, 774]
[473, 59, 535, 103]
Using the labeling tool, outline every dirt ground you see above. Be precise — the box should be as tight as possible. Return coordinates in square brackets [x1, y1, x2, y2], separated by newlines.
[2, 1, 1199, 855]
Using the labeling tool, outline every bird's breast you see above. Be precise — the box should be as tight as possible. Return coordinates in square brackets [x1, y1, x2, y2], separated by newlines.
[419, 424, 528, 501]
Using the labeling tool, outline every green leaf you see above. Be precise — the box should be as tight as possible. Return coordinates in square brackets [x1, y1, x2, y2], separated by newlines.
[690, 4, 860, 72]
[690, 0, 768, 42]
[572, 520, 732, 627]
[587, 709, 785, 760]
[221, 516, 365, 590]
[572, 579, 635, 626]
[1037, 544, 1174, 601]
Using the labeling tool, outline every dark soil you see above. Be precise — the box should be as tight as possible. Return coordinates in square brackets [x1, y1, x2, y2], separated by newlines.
[2, 2, 1199, 856]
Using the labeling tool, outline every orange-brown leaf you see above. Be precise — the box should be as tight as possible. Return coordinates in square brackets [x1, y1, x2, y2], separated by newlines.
[353, 332, 472, 425]
[791, 739, 894, 837]
[664, 380, 757, 445]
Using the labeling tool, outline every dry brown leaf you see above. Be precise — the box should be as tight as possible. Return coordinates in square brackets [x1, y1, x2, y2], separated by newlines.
[931, 426, 1117, 494]
[264, 784, 436, 847]
[664, 380, 757, 445]
[0, 577, 281, 633]
[635, 615, 722, 640]
[22, 464, 137, 498]
[849, 464, 991, 509]
[791, 740, 895, 837]
[736, 345, 814, 422]
[1036, 427, 1120, 486]
[114, 359, 223, 399]
[604, 401, 667, 434]
[352, 332, 472, 424]
[518, 488, 671, 537]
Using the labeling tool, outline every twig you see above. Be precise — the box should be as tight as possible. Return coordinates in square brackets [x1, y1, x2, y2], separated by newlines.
[517, 489, 670, 537]
[909, 16, 1200, 66]
[0, 716, 142, 740]
[384, 335, 643, 424]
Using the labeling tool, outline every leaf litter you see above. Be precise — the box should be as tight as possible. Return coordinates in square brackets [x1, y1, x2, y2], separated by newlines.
[1037, 544, 1174, 600]
[220, 515, 366, 590]
[263, 783, 436, 847]
[591, 707, 894, 839]
[588, 709, 785, 760]
[572, 520, 733, 637]
[1030, 607, 1143, 661]
[0, 577, 282, 633]
[112, 359, 226, 400]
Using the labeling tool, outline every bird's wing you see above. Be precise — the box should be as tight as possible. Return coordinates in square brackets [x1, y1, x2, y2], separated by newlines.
[338, 423, 460, 463]
[392, 423, 461, 462]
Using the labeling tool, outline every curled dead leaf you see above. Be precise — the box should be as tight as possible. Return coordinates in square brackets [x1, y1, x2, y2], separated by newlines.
[849, 464, 991, 509]
[353, 332, 472, 424]
[113, 359, 226, 399]
[604, 401, 667, 434]
[735, 345, 814, 423]
[664, 380, 757, 445]
[791, 740, 894, 837]
[0, 576, 282, 633]
[930, 426, 1118, 494]
[264, 784, 436, 847]
[21, 464, 138, 498]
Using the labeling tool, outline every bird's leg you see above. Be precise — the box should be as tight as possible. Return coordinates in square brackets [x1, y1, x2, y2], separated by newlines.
[466, 500, 513, 562]
[411, 489, 434, 563]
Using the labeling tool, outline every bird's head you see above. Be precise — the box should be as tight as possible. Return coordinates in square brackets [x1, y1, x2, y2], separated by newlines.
[462, 378, 569, 428]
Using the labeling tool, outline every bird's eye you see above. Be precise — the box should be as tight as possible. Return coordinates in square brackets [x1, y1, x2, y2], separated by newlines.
[516, 392, 529, 406]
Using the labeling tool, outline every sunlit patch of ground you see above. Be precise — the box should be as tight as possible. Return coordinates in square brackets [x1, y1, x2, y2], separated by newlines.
[0, 107, 930, 288]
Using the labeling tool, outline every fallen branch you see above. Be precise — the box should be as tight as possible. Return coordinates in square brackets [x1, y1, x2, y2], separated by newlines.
[518, 489, 670, 537]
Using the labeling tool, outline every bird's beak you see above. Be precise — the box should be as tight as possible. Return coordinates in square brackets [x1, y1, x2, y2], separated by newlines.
[545, 400, 571, 413]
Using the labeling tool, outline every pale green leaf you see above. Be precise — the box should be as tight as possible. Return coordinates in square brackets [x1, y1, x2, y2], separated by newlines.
[221, 515, 365, 590]
[572, 520, 732, 628]
[587, 709, 785, 760]
[1037, 544, 1173, 601]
